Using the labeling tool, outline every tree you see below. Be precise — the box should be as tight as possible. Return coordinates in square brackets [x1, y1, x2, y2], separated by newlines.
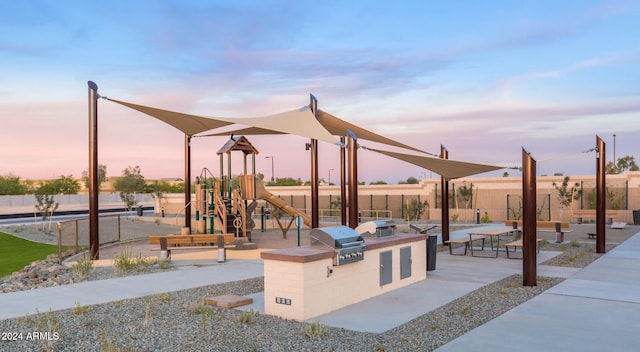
[82, 164, 107, 190]
[0, 174, 27, 195]
[606, 155, 639, 174]
[404, 199, 429, 221]
[113, 166, 146, 212]
[456, 182, 474, 209]
[34, 181, 60, 231]
[553, 176, 581, 208]
[398, 177, 419, 184]
[47, 175, 80, 194]
[267, 177, 303, 186]
[369, 180, 388, 185]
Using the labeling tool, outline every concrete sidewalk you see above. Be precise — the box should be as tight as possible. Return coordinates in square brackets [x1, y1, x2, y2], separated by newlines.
[437, 231, 640, 351]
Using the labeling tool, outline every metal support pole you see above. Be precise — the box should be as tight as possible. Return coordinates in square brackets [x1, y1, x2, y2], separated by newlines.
[310, 94, 319, 228]
[184, 135, 192, 234]
[440, 145, 450, 244]
[340, 136, 347, 226]
[522, 148, 537, 286]
[347, 131, 359, 228]
[596, 135, 606, 253]
[87, 81, 99, 260]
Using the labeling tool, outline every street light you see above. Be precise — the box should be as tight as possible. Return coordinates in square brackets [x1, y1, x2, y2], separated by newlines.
[328, 168, 334, 186]
[265, 156, 274, 182]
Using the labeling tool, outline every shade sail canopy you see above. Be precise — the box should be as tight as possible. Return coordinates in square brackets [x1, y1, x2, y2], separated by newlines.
[108, 98, 234, 136]
[366, 147, 504, 179]
[109, 99, 338, 144]
[316, 110, 425, 153]
[216, 106, 339, 145]
[202, 109, 426, 154]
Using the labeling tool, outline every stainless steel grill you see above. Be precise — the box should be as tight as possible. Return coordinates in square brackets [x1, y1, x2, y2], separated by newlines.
[310, 226, 366, 265]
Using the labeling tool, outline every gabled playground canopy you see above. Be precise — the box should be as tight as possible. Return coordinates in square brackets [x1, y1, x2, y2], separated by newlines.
[365, 147, 503, 180]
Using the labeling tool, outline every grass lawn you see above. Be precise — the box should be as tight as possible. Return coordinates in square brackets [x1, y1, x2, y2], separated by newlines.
[0, 231, 60, 277]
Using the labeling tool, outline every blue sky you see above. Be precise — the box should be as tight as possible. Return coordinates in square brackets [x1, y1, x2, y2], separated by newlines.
[1, 0, 638, 183]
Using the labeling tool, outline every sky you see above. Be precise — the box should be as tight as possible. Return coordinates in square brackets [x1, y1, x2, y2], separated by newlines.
[1, 0, 639, 184]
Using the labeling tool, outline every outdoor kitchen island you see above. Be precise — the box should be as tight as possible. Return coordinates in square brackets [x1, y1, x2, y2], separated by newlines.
[260, 226, 428, 321]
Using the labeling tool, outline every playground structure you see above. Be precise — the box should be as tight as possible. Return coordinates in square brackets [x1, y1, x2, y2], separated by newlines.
[192, 135, 312, 242]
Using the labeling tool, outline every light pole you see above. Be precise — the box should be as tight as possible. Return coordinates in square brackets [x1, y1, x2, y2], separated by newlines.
[328, 168, 334, 186]
[613, 134, 616, 164]
[265, 156, 274, 182]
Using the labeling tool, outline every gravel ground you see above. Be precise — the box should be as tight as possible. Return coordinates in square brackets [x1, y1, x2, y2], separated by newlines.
[0, 223, 633, 352]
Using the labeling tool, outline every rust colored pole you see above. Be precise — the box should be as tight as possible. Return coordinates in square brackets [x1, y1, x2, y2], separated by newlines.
[310, 94, 319, 228]
[340, 136, 347, 226]
[184, 134, 192, 234]
[440, 145, 449, 244]
[596, 135, 606, 253]
[347, 131, 359, 228]
[87, 81, 99, 260]
[522, 148, 537, 286]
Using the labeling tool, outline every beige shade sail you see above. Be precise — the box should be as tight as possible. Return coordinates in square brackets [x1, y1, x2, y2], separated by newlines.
[107, 98, 234, 136]
[316, 110, 425, 153]
[365, 147, 504, 180]
[109, 98, 338, 144]
[217, 106, 339, 145]
[202, 109, 426, 154]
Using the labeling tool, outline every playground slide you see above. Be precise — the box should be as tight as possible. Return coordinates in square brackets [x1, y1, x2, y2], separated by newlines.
[254, 178, 312, 228]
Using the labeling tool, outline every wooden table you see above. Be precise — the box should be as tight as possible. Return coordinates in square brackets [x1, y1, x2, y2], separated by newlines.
[468, 227, 518, 258]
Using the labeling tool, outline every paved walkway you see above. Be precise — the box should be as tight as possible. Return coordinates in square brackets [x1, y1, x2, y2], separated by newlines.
[1, 226, 639, 351]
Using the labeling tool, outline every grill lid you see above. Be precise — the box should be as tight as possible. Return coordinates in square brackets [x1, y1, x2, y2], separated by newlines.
[310, 226, 365, 250]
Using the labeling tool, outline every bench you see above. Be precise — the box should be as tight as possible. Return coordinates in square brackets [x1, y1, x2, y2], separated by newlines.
[444, 235, 486, 256]
[504, 220, 571, 243]
[504, 238, 542, 259]
[572, 210, 618, 224]
[409, 224, 439, 234]
[148, 234, 236, 257]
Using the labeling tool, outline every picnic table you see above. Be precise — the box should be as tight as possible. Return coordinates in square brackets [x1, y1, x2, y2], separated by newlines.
[468, 227, 518, 258]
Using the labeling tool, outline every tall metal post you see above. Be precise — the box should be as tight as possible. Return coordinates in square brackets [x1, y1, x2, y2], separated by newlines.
[440, 145, 450, 244]
[522, 148, 537, 286]
[87, 81, 99, 259]
[347, 131, 359, 228]
[310, 94, 319, 228]
[596, 135, 606, 253]
[184, 134, 192, 233]
[340, 136, 347, 226]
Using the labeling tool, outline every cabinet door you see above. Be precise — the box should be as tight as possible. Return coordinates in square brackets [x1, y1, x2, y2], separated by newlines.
[400, 246, 412, 279]
[380, 250, 392, 286]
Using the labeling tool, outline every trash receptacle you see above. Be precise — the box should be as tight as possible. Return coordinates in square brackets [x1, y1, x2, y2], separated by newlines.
[633, 210, 640, 225]
[426, 234, 437, 271]
[136, 205, 144, 216]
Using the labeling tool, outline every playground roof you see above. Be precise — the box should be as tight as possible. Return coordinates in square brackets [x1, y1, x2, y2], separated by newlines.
[217, 135, 259, 155]
[108, 98, 338, 144]
[365, 147, 503, 179]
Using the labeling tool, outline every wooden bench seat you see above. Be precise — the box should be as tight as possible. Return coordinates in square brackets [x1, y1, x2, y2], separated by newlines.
[504, 238, 542, 259]
[148, 234, 235, 245]
[444, 235, 486, 256]
[572, 209, 618, 224]
[148, 234, 236, 257]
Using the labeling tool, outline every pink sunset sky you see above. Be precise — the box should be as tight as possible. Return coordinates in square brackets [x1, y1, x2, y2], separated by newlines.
[1, 1, 639, 184]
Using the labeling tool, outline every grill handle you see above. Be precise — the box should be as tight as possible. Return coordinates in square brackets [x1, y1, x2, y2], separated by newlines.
[339, 240, 364, 248]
